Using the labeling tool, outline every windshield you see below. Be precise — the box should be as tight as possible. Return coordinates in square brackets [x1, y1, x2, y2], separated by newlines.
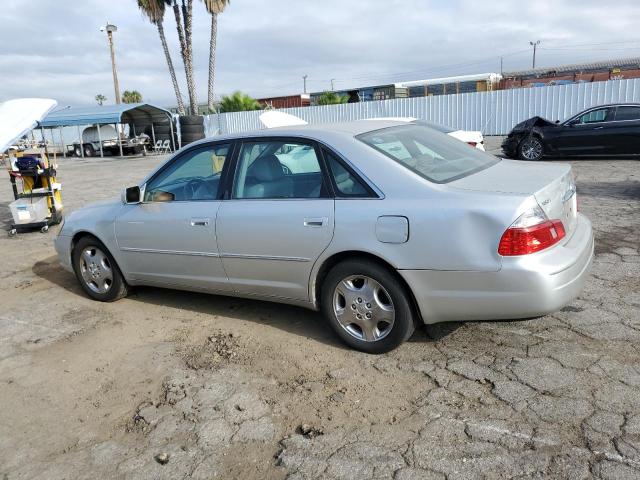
[357, 124, 499, 183]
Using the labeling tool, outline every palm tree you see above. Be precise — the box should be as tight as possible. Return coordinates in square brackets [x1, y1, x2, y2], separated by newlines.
[201, 0, 230, 113]
[122, 90, 143, 103]
[219, 91, 262, 112]
[95, 94, 107, 106]
[137, 0, 185, 115]
[167, 0, 198, 115]
[315, 91, 348, 105]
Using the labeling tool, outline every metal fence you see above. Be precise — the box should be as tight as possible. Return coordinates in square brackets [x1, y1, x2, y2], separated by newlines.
[204, 78, 640, 137]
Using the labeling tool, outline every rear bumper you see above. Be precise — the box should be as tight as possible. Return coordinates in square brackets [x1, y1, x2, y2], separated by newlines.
[399, 214, 594, 324]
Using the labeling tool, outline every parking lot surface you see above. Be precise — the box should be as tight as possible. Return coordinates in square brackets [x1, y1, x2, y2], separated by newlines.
[1, 139, 639, 479]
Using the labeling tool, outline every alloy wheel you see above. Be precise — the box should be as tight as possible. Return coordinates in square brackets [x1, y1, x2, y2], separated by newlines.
[79, 246, 113, 294]
[521, 137, 543, 160]
[333, 275, 395, 342]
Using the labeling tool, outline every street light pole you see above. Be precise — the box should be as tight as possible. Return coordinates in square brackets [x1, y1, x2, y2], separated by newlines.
[331, 78, 335, 91]
[302, 75, 308, 94]
[529, 40, 541, 69]
[101, 23, 121, 104]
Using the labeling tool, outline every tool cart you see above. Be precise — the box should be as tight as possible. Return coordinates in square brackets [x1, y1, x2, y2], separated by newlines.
[1, 98, 61, 235]
[8, 158, 63, 235]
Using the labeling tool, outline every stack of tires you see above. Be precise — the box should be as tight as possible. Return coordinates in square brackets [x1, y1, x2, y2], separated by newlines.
[180, 115, 205, 146]
[147, 123, 177, 148]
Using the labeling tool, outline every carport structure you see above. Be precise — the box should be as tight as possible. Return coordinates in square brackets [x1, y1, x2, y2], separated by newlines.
[39, 103, 176, 158]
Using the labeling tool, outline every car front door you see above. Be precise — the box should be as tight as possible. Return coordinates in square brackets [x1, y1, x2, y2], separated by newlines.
[216, 138, 335, 301]
[553, 107, 617, 155]
[115, 142, 232, 292]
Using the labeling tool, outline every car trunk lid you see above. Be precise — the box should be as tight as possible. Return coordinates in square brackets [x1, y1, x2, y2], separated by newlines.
[449, 159, 578, 237]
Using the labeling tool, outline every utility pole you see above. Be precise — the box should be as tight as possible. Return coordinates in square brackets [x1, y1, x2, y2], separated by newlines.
[302, 75, 308, 94]
[101, 23, 121, 104]
[331, 78, 335, 91]
[529, 40, 541, 69]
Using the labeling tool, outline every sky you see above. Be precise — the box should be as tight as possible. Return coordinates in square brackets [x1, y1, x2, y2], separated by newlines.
[1, 0, 640, 108]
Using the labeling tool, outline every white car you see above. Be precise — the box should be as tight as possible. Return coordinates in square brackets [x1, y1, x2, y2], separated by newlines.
[446, 128, 485, 151]
[365, 117, 485, 150]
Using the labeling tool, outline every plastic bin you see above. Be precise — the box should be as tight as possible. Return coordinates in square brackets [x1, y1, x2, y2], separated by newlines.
[9, 197, 49, 225]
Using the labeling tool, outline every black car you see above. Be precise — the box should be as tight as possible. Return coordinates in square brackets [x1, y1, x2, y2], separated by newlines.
[502, 103, 640, 160]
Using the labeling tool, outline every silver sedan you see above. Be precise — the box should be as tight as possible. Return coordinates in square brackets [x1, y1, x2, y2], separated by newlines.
[55, 120, 594, 353]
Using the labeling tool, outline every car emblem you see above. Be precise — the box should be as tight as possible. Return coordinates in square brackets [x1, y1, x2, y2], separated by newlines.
[541, 199, 551, 206]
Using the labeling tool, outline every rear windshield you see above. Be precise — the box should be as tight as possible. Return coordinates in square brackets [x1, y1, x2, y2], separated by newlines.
[419, 121, 454, 133]
[357, 124, 499, 183]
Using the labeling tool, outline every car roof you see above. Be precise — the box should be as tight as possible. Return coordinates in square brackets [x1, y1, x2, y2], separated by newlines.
[583, 103, 640, 109]
[187, 119, 410, 148]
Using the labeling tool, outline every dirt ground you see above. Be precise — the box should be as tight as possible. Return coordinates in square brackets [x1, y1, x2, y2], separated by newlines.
[1, 139, 639, 480]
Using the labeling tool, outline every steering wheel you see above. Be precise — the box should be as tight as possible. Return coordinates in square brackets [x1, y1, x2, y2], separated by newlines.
[184, 178, 207, 200]
[281, 164, 292, 175]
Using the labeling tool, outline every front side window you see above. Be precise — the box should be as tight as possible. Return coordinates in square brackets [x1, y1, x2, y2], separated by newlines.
[577, 108, 613, 124]
[233, 140, 324, 199]
[357, 124, 499, 184]
[144, 143, 229, 202]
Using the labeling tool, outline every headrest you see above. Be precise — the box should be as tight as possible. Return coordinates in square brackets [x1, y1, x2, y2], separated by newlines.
[248, 154, 284, 182]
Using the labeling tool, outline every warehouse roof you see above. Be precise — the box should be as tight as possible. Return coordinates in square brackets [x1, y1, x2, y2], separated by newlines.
[40, 103, 173, 127]
[504, 57, 640, 78]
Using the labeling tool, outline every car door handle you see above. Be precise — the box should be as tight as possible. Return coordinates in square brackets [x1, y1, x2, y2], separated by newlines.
[304, 217, 327, 227]
[190, 217, 210, 227]
[594, 126, 604, 130]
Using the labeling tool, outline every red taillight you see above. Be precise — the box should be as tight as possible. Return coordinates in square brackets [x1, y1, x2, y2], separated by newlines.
[467, 141, 477, 148]
[498, 219, 566, 256]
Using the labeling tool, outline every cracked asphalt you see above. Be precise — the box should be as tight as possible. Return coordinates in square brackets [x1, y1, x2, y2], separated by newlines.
[0, 139, 639, 479]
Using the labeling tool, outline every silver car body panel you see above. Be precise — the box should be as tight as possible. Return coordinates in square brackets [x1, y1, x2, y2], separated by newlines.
[216, 198, 334, 301]
[55, 119, 594, 324]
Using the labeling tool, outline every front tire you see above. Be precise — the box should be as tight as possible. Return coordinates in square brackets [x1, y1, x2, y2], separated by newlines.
[517, 135, 545, 161]
[72, 236, 128, 302]
[321, 259, 416, 354]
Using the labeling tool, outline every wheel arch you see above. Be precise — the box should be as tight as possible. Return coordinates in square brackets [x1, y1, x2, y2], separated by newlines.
[311, 250, 423, 323]
[70, 231, 124, 278]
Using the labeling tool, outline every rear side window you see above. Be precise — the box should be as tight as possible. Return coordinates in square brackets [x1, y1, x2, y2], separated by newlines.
[233, 140, 324, 199]
[615, 106, 640, 121]
[324, 150, 370, 197]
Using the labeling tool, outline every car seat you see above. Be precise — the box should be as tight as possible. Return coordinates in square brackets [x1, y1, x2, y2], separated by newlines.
[244, 154, 293, 198]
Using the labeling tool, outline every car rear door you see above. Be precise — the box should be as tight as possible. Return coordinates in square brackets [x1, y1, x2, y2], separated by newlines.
[554, 107, 617, 155]
[115, 142, 233, 292]
[216, 137, 335, 302]
[612, 105, 640, 154]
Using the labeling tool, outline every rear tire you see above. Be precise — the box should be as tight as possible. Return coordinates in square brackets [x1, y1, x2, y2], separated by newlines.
[321, 259, 416, 353]
[83, 144, 95, 157]
[517, 135, 544, 161]
[72, 236, 128, 302]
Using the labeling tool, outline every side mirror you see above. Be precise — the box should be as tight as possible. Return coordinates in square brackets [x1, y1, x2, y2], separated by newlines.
[123, 185, 142, 204]
[555, 120, 560, 124]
